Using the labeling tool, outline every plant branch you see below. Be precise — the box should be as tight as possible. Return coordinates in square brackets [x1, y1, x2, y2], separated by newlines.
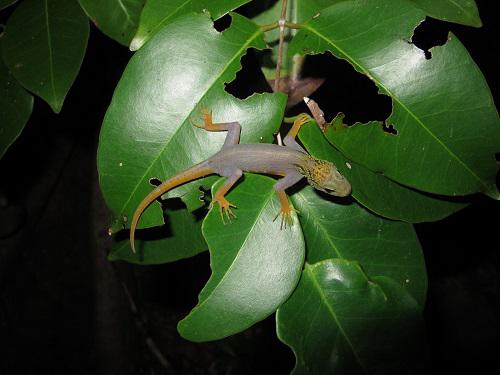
[274, 0, 289, 93]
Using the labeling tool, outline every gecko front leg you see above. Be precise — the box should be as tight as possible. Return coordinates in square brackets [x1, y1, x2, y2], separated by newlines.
[273, 170, 303, 229]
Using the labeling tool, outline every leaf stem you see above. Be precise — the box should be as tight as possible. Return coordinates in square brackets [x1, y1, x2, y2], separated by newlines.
[274, 0, 288, 93]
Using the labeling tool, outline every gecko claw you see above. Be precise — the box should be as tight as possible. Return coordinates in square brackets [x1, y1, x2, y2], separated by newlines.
[273, 207, 298, 229]
[211, 197, 237, 224]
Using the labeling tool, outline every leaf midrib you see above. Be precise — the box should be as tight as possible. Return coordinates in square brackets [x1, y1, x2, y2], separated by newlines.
[305, 263, 366, 372]
[302, 22, 491, 193]
[43, 0, 57, 109]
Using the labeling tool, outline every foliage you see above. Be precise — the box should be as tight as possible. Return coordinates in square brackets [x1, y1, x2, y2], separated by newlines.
[0, 0, 498, 373]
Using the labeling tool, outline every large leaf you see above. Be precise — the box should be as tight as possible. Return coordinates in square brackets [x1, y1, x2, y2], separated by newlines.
[0, 0, 17, 11]
[108, 205, 207, 264]
[290, 0, 500, 198]
[0, 44, 33, 159]
[410, 0, 482, 27]
[178, 174, 305, 342]
[78, 0, 146, 46]
[277, 259, 427, 374]
[299, 122, 467, 222]
[130, 0, 251, 51]
[1, 0, 89, 113]
[292, 186, 427, 305]
[97, 12, 286, 232]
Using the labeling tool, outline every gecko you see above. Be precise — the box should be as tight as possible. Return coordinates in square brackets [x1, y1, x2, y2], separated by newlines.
[130, 110, 351, 253]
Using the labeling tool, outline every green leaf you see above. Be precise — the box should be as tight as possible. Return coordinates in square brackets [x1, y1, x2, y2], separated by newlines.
[290, 0, 500, 198]
[277, 259, 427, 375]
[0, 0, 18, 11]
[292, 186, 427, 305]
[109, 204, 207, 264]
[178, 174, 305, 342]
[130, 0, 251, 51]
[97, 13, 286, 231]
[0, 44, 33, 159]
[1, 0, 89, 113]
[299, 122, 467, 223]
[78, 0, 146, 46]
[409, 0, 482, 27]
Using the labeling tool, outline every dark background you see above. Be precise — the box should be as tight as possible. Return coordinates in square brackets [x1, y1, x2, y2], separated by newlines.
[1, 1, 499, 373]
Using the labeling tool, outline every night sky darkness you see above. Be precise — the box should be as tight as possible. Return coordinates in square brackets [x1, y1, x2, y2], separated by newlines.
[1, 1, 499, 374]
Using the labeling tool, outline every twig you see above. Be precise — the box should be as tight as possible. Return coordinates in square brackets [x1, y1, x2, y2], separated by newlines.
[274, 0, 288, 93]
[304, 97, 327, 131]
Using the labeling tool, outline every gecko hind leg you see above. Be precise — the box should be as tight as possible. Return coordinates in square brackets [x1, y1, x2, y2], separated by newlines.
[211, 169, 242, 224]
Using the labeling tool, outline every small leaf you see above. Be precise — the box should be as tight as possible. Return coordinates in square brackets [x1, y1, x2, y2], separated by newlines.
[97, 13, 286, 232]
[290, 0, 500, 198]
[409, 0, 482, 27]
[109, 204, 206, 264]
[299, 122, 467, 223]
[79, 0, 146, 46]
[130, 0, 251, 51]
[0, 44, 33, 159]
[178, 174, 305, 342]
[277, 259, 427, 374]
[0, 0, 18, 11]
[1, 0, 89, 113]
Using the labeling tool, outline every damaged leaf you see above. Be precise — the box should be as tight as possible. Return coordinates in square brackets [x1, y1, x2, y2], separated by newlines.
[290, 0, 500, 198]
[409, 0, 482, 27]
[130, 0, 251, 51]
[97, 13, 286, 232]
[299, 122, 467, 223]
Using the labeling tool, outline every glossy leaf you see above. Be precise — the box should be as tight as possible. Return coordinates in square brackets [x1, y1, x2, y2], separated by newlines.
[79, 0, 145, 46]
[1, 0, 89, 113]
[178, 174, 305, 342]
[277, 259, 426, 374]
[410, 0, 482, 27]
[292, 186, 427, 305]
[0, 44, 33, 159]
[130, 0, 251, 51]
[290, 0, 500, 198]
[109, 205, 207, 264]
[0, 0, 17, 11]
[97, 13, 286, 232]
[299, 122, 467, 222]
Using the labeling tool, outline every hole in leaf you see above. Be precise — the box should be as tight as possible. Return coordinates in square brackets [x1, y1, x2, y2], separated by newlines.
[224, 49, 272, 99]
[495, 153, 500, 163]
[411, 17, 449, 59]
[213, 13, 232, 31]
[294, 53, 392, 124]
[383, 121, 398, 135]
[149, 177, 161, 187]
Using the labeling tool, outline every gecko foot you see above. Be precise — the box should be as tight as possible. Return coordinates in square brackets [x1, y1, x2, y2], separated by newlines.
[191, 108, 216, 130]
[211, 196, 237, 224]
[273, 206, 299, 230]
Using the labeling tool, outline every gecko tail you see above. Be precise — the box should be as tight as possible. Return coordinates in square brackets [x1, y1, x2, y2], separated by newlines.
[130, 163, 214, 253]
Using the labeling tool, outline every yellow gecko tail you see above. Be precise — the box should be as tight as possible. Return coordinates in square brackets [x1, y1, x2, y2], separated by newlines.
[130, 164, 214, 253]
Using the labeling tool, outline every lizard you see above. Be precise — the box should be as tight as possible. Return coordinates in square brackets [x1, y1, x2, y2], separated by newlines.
[129, 110, 351, 253]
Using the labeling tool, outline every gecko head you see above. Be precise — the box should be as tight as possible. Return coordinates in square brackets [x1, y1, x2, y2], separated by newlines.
[305, 159, 351, 197]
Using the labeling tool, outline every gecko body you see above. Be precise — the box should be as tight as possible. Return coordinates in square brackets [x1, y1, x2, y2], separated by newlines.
[130, 111, 351, 253]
